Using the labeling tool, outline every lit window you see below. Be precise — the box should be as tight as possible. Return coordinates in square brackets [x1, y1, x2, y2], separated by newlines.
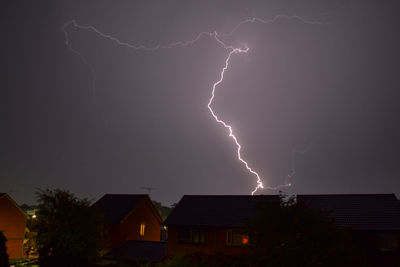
[226, 230, 251, 246]
[140, 223, 146, 236]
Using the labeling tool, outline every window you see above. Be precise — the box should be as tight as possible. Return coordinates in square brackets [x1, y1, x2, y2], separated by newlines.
[140, 223, 146, 236]
[178, 228, 206, 244]
[226, 229, 251, 246]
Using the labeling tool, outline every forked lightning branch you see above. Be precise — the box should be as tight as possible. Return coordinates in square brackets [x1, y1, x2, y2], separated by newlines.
[62, 15, 321, 194]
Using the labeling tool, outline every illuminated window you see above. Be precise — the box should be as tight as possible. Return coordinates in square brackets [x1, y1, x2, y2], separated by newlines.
[226, 229, 251, 246]
[140, 223, 146, 236]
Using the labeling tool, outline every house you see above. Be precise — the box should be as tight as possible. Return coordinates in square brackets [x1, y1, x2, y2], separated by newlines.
[93, 194, 163, 248]
[165, 193, 400, 265]
[297, 194, 400, 266]
[0, 193, 28, 259]
[164, 195, 279, 257]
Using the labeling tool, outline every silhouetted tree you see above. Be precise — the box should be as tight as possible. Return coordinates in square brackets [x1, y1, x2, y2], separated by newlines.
[35, 189, 104, 267]
[0, 231, 9, 267]
[152, 201, 173, 220]
[246, 194, 363, 266]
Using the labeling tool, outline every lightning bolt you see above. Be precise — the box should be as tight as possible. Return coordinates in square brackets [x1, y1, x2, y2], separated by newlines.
[205, 44, 267, 195]
[62, 15, 323, 195]
[62, 22, 97, 103]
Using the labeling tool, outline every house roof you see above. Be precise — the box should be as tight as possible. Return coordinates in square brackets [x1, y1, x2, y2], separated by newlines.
[165, 194, 400, 231]
[106, 241, 167, 262]
[0, 193, 28, 218]
[164, 195, 279, 228]
[93, 194, 161, 224]
[297, 194, 400, 231]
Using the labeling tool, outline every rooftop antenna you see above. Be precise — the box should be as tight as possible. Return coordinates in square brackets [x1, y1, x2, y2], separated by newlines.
[141, 187, 156, 195]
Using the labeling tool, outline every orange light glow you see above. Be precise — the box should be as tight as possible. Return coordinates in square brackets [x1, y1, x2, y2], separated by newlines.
[140, 223, 145, 236]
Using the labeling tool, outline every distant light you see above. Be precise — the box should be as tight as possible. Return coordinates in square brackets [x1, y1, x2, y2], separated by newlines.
[32, 215, 36, 219]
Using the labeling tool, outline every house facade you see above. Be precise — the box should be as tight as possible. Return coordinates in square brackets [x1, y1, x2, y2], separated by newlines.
[0, 193, 28, 259]
[93, 194, 163, 248]
[164, 195, 279, 257]
[165, 194, 400, 266]
[297, 194, 400, 266]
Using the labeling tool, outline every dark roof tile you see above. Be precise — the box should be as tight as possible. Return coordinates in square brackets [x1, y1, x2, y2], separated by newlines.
[297, 194, 400, 231]
[164, 195, 279, 227]
[92, 194, 147, 224]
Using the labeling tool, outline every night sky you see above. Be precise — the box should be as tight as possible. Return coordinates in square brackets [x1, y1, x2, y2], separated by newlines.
[2, 0, 400, 205]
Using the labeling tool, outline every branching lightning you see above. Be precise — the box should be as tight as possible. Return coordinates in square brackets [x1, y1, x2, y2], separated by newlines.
[62, 23, 97, 102]
[62, 15, 322, 195]
[285, 145, 311, 186]
[284, 136, 332, 186]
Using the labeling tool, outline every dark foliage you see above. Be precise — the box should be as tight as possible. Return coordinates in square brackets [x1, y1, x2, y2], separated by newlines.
[158, 253, 249, 267]
[152, 201, 173, 221]
[0, 231, 9, 267]
[245, 194, 363, 267]
[35, 189, 105, 267]
[20, 204, 38, 212]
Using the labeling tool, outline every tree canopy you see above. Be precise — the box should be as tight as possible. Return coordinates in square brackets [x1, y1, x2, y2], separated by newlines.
[152, 201, 173, 221]
[35, 189, 104, 267]
[246, 194, 363, 266]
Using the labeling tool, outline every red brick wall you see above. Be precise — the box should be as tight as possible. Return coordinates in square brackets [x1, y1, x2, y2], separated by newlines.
[119, 199, 161, 242]
[0, 196, 26, 259]
[167, 227, 252, 257]
[106, 198, 161, 247]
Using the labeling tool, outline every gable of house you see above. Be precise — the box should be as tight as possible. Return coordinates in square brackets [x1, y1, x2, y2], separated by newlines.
[0, 193, 28, 259]
[93, 194, 163, 246]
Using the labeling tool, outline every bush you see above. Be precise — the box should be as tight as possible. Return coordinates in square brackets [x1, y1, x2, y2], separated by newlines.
[0, 231, 9, 267]
[35, 189, 105, 267]
[158, 253, 250, 267]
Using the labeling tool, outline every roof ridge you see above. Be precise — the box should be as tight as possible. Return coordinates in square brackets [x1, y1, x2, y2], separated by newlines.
[182, 194, 279, 197]
[104, 194, 148, 196]
[297, 193, 396, 196]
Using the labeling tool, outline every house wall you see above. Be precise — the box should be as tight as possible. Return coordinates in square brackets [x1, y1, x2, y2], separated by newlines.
[0, 196, 27, 259]
[167, 226, 252, 257]
[353, 230, 400, 267]
[105, 199, 161, 247]
[119, 199, 161, 242]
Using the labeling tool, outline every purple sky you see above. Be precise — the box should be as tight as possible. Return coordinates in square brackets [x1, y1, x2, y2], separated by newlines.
[2, 0, 400, 205]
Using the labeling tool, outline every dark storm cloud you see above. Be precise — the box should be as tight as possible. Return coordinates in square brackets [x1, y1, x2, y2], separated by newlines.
[1, 0, 399, 205]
